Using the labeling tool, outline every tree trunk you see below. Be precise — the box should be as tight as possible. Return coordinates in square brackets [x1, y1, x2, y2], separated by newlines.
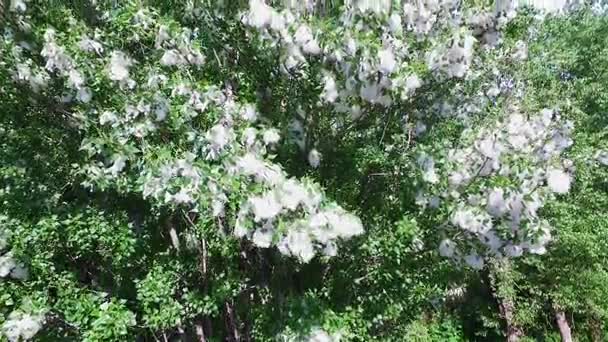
[554, 309, 573, 342]
[501, 297, 524, 342]
[224, 301, 240, 342]
[186, 212, 213, 342]
[488, 259, 524, 342]
[195, 322, 207, 342]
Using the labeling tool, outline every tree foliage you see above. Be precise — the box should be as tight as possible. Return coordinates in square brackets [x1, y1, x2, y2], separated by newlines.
[1, 0, 608, 341]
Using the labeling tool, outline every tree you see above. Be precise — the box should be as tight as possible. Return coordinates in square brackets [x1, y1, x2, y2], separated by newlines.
[1, 0, 608, 341]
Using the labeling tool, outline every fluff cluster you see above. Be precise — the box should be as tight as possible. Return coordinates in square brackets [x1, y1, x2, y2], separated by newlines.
[2, 312, 44, 342]
[235, 175, 363, 262]
[428, 33, 476, 78]
[243, 0, 321, 68]
[11, 46, 49, 93]
[82, 82, 227, 185]
[233, 145, 362, 262]
[156, 25, 205, 67]
[0, 219, 28, 281]
[0, 225, 37, 342]
[7, 7, 365, 264]
[107, 50, 137, 89]
[40, 29, 93, 102]
[0, 253, 28, 280]
[402, 0, 460, 36]
[242, 0, 450, 112]
[243, 0, 521, 110]
[241, 0, 519, 162]
[417, 108, 574, 269]
[354, 0, 392, 15]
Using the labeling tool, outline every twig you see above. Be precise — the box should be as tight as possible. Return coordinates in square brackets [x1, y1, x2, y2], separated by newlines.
[379, 110, 391, 145]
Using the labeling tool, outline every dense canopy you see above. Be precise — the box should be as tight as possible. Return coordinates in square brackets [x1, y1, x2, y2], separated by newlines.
[1, 0, 608, 341]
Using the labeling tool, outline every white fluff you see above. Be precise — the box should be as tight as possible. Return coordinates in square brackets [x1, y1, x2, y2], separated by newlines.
[547, 168, 571, 194]
[378, 48, 397, 74]
[250, 193, 283, 221]
[108, 51, 132, 81]
[308, 149, 322, 168]
[248, 0, 272, 28]
[2, 312, 43, 341]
